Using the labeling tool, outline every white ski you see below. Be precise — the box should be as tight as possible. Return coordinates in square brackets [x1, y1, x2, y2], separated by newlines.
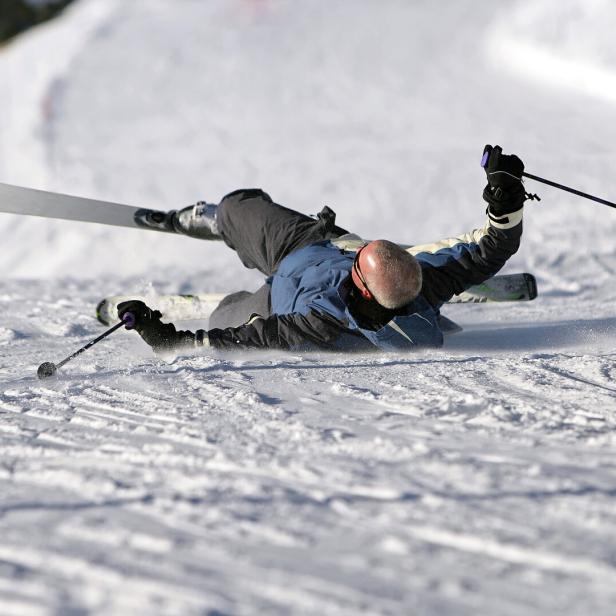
[96, 293, 227, 326]
[96, 273, 537, 325]
[448, 273, 537, 304]
[0, 182, 176, 233]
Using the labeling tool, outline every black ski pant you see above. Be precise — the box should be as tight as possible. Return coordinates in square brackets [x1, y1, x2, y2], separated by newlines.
[209, 189, 347, 329]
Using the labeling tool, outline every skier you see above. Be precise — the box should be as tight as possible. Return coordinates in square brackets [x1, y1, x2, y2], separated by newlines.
[118, 145, 527, 353]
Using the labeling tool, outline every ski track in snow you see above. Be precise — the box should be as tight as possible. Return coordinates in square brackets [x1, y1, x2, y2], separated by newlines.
[2, 1, 616, 614]
[2, 283, 616, 614]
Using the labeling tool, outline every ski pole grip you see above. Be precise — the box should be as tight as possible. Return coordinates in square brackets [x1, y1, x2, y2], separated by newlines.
[122, 312, 136, 330]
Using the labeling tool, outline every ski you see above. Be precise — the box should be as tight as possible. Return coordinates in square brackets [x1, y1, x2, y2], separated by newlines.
[0, 182, 184, 234]
[96, 273, 537, 326]
[448, 273, 537, 304]
[96, 293, 227, 326]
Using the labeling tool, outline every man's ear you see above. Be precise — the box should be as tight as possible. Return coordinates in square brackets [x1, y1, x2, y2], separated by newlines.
[360, 287, 373, 300]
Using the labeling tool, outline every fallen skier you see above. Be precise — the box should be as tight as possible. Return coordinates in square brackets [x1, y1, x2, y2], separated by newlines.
[118, 145, 527, 353]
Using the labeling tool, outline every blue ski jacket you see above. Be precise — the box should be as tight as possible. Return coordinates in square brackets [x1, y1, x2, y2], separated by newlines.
[207, 207, 523, 352]
[268, 240, 444, 351]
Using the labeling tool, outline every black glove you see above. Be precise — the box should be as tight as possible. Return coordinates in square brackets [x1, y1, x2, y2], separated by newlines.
[117, 300, 204, 353]
[481, 144, 526, 216]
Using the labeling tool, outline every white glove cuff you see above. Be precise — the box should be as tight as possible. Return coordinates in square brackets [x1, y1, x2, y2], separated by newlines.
[487, 207, 523, 229]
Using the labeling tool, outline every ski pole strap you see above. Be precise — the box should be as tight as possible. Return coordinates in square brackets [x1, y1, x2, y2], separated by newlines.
[522, 172, 616, 210]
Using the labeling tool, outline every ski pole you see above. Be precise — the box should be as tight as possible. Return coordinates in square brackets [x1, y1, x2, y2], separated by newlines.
[480, 149, 616, 210]
[521, 172, 616, 210]
[37, 312, 136, 379]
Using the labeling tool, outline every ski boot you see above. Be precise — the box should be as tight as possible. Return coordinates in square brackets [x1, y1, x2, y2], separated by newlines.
[134, 201, 221, 240]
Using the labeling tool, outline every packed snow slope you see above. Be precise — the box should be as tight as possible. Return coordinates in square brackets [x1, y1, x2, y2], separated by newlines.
[2, 1, 616, 614]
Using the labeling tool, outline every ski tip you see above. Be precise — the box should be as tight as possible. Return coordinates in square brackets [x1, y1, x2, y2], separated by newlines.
[523, 273, 538, 301]
[96, 300, 111, 326]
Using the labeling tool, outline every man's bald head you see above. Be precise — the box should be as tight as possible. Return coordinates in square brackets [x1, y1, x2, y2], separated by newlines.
[352, 240, 422, 309]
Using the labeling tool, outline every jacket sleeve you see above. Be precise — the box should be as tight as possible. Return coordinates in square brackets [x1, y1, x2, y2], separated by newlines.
[410, 208, 523, 308]
[207, 309, 347, 351]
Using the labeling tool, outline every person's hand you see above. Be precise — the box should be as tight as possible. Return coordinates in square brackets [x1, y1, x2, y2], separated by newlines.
[118, 300, 184, 352]
[117, 300, 162, 331]
[481, 145, 526, 216]
[117, 300, 208, 353]
[482, 144, 524, 188]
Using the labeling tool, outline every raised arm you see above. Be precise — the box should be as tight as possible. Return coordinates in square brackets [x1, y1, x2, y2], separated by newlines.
[412, 210, 523, 308]
[405, 145, 527, 308]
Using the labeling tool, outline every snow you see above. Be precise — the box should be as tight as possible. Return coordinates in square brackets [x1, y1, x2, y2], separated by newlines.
[1, 0, 616, 614]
